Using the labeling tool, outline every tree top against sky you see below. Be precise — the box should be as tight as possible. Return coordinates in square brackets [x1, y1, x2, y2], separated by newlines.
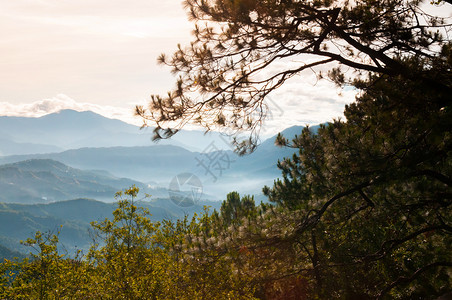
[137, 0, 452, 153]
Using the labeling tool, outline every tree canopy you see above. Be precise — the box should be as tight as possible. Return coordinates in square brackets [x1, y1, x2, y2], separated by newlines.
[136, 0, 451, 153]
[261, 62, 452, 297]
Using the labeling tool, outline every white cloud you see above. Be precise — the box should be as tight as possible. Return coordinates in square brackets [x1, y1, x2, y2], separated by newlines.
[0, 82, 357, 138]
[0, 94, 143, 126]
[230, 53, 359, 136]
[259, 76, 358, 137]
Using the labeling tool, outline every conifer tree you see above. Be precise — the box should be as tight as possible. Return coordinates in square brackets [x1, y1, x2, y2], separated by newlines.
[137, 0, 451, 153]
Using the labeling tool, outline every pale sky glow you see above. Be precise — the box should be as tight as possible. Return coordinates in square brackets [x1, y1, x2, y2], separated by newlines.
[0, 0, 360, 135]
[0, 0, 192, 107]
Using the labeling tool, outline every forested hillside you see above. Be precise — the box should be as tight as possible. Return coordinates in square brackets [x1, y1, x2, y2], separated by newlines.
[0, 159, 140, 203]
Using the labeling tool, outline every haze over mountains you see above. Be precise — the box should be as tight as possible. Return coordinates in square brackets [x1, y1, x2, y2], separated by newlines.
[0, 109, 313, 258]
[0, 109, 241, 155]
[0, 109, 307, 200]
[0, 159, 140, 203]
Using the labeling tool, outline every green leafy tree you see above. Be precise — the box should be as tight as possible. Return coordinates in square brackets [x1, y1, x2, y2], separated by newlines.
[87, 186, 256, 299]
[0, 230, 91, 299]
[87, 185, 168, 299]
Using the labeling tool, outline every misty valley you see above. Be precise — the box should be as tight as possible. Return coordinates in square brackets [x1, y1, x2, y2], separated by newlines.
[0, 109, 302, 258]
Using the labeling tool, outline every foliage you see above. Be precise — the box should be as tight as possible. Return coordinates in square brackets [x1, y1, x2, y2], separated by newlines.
[0, 187, 257, 299]
[137, 0, 452, 295]
[0, 115, 449, 297]
[85, 186, 254, 299]
[136, 0, 452, 153]
[0, 230, 91, 299]
[216, 191, 257, 226]
[86, 185, 167, 298]
[166, 57, 452, 298]
[260, 59, 452, 297]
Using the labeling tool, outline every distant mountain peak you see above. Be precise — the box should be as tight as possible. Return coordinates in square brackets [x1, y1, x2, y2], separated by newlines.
[40, 109, 118, 123]
[47, 109, 82, 116]
[48, 109, 106, 118]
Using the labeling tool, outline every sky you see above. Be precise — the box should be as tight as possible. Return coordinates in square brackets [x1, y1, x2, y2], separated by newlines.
[0, 0, 368, 136]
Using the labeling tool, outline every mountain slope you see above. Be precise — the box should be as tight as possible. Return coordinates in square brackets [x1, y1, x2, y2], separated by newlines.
[0, 110, 152, 150]
[0, 243, 25, 261]
[0, 146, 198, 184]
[0, 159, 141, 203]
[0, 198, 221, 256]
[0, 137, 63, 156]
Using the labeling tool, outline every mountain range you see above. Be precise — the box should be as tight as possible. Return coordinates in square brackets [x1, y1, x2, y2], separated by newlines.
[0, 109, 249, 155]
[0, 109, 308, 200]
[0, 109, 313, 258]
